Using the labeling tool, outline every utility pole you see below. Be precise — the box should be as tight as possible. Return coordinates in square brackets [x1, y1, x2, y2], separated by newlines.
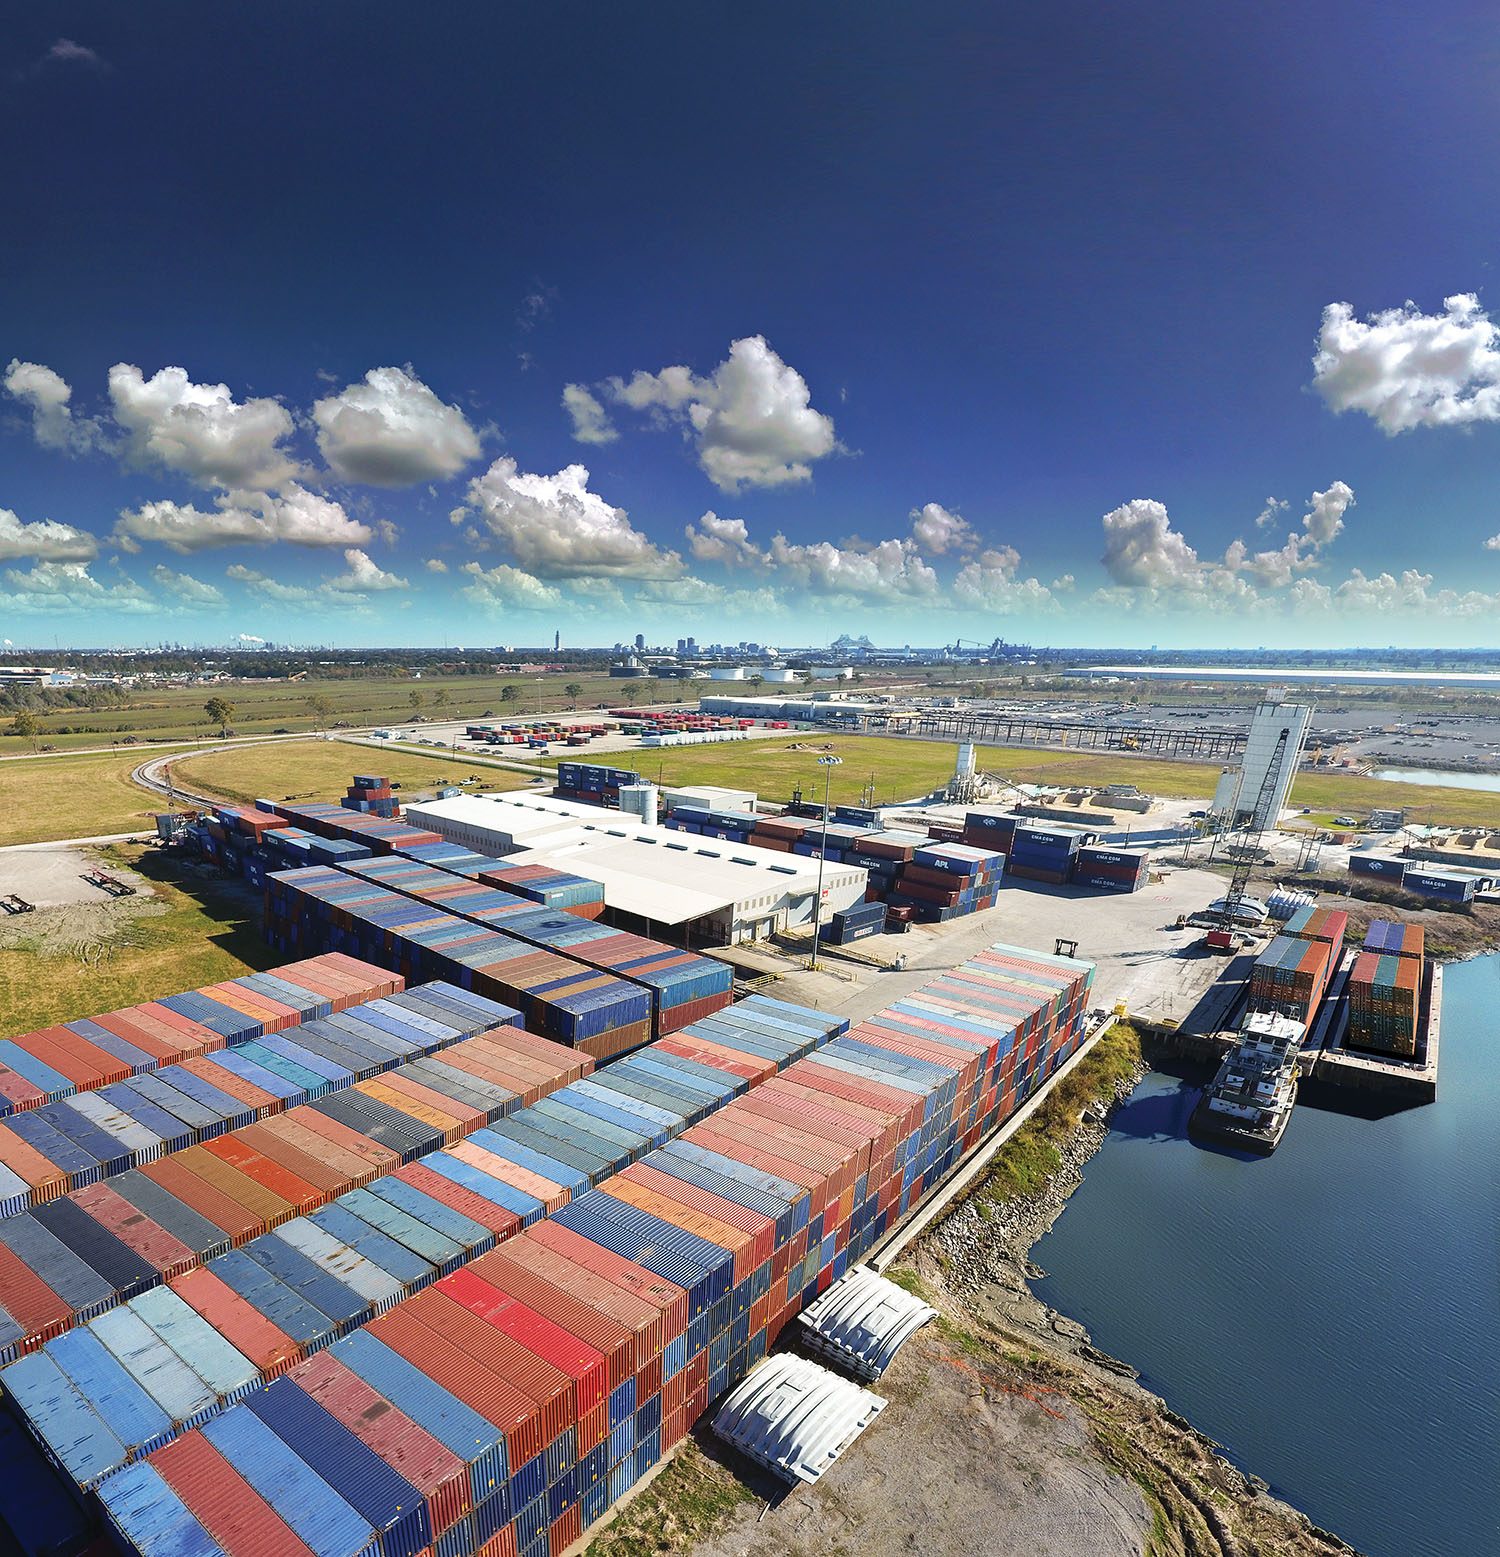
[808, 754, 842, 971]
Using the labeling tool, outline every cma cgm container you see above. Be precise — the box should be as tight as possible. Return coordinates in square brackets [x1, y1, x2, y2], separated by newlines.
[1346, 952, 1421, 1058]
[1073, 846, 1149, 893]
[1362, 920, 1425, 961]
[1281, 905, 1349, 950]
[1247, 936, 1332, 1026]
[1401, 870, 1478, 904]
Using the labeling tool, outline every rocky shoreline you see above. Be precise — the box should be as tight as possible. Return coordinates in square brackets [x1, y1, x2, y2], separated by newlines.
[910, 1058, 1360, 1557]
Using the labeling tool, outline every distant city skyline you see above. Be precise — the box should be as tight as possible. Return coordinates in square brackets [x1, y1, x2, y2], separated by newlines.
[6, 6, 1500, 649]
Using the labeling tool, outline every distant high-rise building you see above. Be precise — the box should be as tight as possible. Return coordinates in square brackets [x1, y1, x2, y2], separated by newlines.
[677, 638, 688, 654]
[554, 629, 561, 651]
[634, 633, 645, 651]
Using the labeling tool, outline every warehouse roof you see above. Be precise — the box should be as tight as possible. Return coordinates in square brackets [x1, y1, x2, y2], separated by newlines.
[404, 792, 867, 924]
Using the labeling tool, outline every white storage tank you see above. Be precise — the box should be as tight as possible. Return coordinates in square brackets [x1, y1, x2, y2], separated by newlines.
[618, 783, 659, 826]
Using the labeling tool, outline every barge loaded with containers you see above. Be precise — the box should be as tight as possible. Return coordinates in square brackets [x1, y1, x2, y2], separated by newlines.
[0, 937, 1097, 1557]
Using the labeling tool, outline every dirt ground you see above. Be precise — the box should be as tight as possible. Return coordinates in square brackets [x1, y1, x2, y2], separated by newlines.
[0, 843, 152, 911]
[689, 1329, 1154, 1557]
[0, 845, 166, 958]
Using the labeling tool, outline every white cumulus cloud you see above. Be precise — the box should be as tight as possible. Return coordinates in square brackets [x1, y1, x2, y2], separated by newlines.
[1226, 481, 1354, 588]
[150, 565, 225, 605]
[2, 562, 155, 615]
[459, 561, 565, 611]
[684, 511, 765, 568]
[461, 456, 681, 578]
[1100, 499, 1203, 588]
[326, 548, 408, 592]
[765, 534, 939, 598]
[1313, 294, 1500, 432]
[108, 363, 301, 489]
[115, 485, 373, 553]
[312, 366, 481, 486]
[5, 360, 106, 453]
[952, 549, 1055, 614]
[606, 335, 838, 492]
[562, 384, 618, 445]
[0, 506, 98, 562]
[425, 557, 450, 572]
[1485, 534, 1500, 552]
[909, 502, 974, 555]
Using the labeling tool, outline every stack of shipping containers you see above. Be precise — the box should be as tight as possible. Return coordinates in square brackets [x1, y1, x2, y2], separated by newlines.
[1280, 905, 1349, 953]
[0, 956, 399, 1127]
[259, 798, 447, 857]
[2, 945, 1098, 1557]
[1346, 920, 1426, 1057]
[1003, 824, 1090, 885]
[265, 868, 656, 1060]
[334, 858, 733, 1035]
[0, 979, 527, 1224]
[341, 775, 399, 818]
[884, 843, 1004, 923]
[0, 991, 581, 1367]
[553, 763, 642, 810]
[1247, 936, 1333, 1026]
[1072, 846, 1150, 893]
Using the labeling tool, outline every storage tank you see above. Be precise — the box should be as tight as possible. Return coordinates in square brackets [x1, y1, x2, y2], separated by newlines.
[618, 782, 659, 826]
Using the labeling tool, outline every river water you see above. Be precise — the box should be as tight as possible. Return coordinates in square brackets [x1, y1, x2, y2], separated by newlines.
[1030, 954, 1500, 1557]
[1370, 765, 1500, 794]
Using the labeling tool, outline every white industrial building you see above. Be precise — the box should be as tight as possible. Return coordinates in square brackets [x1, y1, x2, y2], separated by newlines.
[1211, 690, 1312, 824]
[401, 792, 868, 945]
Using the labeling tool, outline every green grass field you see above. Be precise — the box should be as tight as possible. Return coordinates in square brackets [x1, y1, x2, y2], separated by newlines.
[0, 747, 210, 846]
[554, 732, 1500, 827]
[592, 735, 1224, 807]
[0, 845, 277, 1040]
[0, 670, 660, 757]
[171, 740, 533, 807]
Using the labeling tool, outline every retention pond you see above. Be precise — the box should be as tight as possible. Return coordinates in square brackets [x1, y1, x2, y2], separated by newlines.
[1029, 954, 1500, 1557]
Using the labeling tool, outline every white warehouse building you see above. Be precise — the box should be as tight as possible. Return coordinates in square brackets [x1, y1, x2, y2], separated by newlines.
[401, 793, 869, 945]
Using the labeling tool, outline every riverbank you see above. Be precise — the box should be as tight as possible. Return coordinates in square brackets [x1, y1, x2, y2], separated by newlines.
[898, 1029, 1359, 1557]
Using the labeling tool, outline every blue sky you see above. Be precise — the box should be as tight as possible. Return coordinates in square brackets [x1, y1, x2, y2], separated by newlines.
[5, 2, 1500, 650]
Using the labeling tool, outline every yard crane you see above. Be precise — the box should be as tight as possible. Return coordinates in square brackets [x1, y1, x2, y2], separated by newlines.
[1205, 723, 1291, 953]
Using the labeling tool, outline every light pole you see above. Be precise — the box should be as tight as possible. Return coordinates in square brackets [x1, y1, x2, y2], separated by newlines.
[808, 754, 842, 970]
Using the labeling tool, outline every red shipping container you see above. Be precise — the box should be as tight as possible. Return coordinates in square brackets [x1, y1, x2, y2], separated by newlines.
[395, 1162, 524, 1242]
[549, 1506, 581, 1557]
[67, 1181, 196, 1279]
[404, 1288, 572, 1452]
[441, 1265, 609, 1415]
[524, 1221, 688, 1339]
[170, 1265, 301, 1376]
[139, 1156, 263, 1244]
[471, 1246, 637, 1389]
[150, 1432, 317, 1557]
[370, 1305, 546, 1476]
[289, 1350, 472, 1536]
[202, 1135, 325, 1213]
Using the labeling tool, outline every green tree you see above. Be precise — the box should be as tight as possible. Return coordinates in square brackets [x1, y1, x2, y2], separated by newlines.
[408, 688, 424, 711]
[432, 688, 449, 712]
[747, 673, 765, 692]
[204, 696, 235, 736]
[500, 685, 519, 704]
[306, 694, 334, 734]
[9, 708, 40, 752]
[565, 682, 583, 708]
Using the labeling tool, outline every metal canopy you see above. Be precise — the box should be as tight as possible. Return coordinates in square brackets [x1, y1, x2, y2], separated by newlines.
[711, 1354, 885, 1485]
[796, 1265, 937, 1380]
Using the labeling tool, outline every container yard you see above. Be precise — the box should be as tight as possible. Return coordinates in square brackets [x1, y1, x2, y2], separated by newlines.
[0, 895, 1096, 1557]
